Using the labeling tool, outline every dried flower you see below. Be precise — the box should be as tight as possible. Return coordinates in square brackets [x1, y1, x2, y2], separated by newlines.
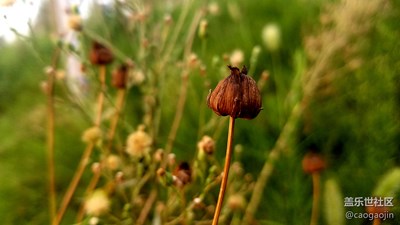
[89, 41, 114, 65]
[197, 135, 215, 155]
[262, 23, 281, 51]
[207, 65, 262, 119]
[125, 125, 152, 157]
[85, 189, 110, 216]
[173, 162, 192, 188]
[82, 127, 102, 144]
[302, 152, 326, 174]
[112, 64, 129, 89]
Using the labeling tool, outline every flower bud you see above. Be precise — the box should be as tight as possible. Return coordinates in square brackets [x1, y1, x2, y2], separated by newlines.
[173, 162, 192, 188]
[207, 65, 262, 119]
[89, 41, 114, 65]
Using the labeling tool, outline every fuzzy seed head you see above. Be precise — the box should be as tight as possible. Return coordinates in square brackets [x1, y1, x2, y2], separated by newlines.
[197, 135, 215, 155]
[207, 65, 262, 119]
[229, 49, 244, 67]
[106, 155, 121, 170]
[82, 127, 102, 144]
[85, 190, 110, 216]
[126, 125, 152, 157]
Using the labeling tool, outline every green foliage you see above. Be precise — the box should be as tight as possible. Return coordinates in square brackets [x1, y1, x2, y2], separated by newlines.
[0, 0, 399, 224]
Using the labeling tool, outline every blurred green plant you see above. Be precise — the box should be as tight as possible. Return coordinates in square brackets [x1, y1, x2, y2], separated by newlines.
[0, 0, 399, 224]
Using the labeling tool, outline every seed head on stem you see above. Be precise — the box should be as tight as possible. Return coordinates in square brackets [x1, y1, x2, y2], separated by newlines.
[207, 65, 262, 225]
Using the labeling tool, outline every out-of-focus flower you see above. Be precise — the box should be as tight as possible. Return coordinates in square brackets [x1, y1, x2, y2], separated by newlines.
[68, 14, 82, 31]
[262, 23, 281, 51]
[173, 162, 192, 188]
[85, 189, 110, 216]
[197, 135, 215, 155]
[89, 41, 114, 65]
[0, 0, 15, 6]
[126, 125, 152, 157]
[229, 49, 244, 67]
[227, 194, 246, 211]
[208, 2, 220, 15]
[82, 127, 102, 144]
[302, 151, 326, 174]
[106, 155, 121, 171]
[112, 64, 129, 89]
[129, 69, 145, 86]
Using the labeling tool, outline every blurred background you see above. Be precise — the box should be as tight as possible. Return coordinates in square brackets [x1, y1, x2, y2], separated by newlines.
[0, 0, 399, 224]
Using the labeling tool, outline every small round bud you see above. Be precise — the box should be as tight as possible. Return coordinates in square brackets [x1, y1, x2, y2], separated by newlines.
[91, 162, 101, 174]
[207, 65, 262, 119]
[262, 23, 281, 52]
[106, 155, 121, 171]
[125, 125, 152, 157]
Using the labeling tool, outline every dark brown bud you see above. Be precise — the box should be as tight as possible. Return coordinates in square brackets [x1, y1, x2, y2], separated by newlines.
[207, 65, 262, 119]
[89, 41, 114, 65]
[302, 152, 326, 174]
[112, 64, 129, 89]
[173, 162, 192, 187]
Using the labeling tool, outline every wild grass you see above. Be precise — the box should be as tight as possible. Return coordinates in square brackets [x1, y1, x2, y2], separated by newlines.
[0, 0, 399, 224]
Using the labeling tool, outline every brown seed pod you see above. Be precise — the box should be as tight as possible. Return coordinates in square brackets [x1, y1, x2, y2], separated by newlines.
[207, 65, 262, 119]
[173, 162, 192, 187]
[89, 41, 114, 65]
[112, 64, 128, 89]
[302, 152, 326, 174]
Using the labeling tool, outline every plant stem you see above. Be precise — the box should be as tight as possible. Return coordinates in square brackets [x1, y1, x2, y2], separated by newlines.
[212, 116, 235, 225]
[56, 142, 95, 224]
[95, 66, 107, 126]
[47, 49, 60, 225]
[310, 172, 320, 225]
[56, 66, 107, 224]
[107, 89, 126, 154]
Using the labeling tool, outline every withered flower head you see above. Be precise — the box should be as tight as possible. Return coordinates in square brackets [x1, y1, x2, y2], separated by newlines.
[90, 41, 114, 65]
[112, 64, 129, 89]
[207, 65, 262, 119]
[302, 151, 326, 174]
[173, 162, 192, 188]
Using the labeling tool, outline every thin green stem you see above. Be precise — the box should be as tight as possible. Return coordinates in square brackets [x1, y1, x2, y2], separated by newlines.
[212, 116, 235, 225]
[47, 49, 60, 225]
[310, 173, 321, 225]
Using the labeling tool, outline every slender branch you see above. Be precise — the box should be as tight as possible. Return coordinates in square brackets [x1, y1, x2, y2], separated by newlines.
[107, 89, 126, 153]
[75, 169, 102, 222]
[47, 49, 61, 225]
[242, 102, 303, 225]
[137, 189, 158, 225]
[56, 65, 107, 224]
[55, 142, 95, 224]
[212, 116, 235, 225]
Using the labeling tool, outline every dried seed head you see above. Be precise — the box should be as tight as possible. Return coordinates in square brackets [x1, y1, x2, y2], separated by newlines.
[89, 41, 114, 65]
[112, 64, 129, 89]
[207, 65, 262, 119]
[173, 162, 192, 188]
[302, 152, 326, 174]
